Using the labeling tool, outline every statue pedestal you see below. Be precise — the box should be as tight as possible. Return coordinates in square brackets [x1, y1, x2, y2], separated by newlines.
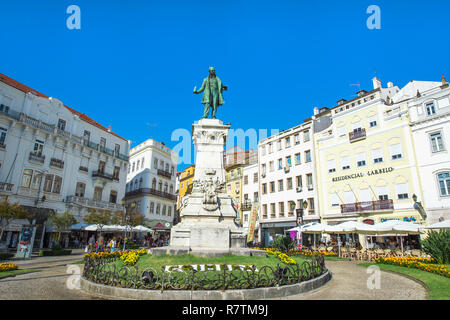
[152, 118, 252, 257]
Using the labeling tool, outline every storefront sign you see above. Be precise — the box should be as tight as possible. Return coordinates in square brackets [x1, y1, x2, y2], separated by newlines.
[247, 203, 259, 243]
[362, 219, 375, 225]
[332, 167, 394, 182]
[380, 216, 417, 223]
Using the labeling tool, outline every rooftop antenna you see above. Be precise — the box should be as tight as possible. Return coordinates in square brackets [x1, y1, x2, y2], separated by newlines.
[349, 82, 361, 90]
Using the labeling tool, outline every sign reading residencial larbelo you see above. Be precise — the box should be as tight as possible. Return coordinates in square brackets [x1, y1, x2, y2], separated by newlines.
[331, 167, 394, 182]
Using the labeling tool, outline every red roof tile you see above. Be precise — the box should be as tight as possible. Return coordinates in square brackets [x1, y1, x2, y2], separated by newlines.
[0, 72, 127, 141]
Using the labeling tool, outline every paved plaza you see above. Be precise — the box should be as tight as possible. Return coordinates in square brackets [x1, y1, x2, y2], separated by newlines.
[0, 255, 427, 300]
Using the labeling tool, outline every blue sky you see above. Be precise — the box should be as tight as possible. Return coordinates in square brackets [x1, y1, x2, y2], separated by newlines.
[1, 1, 449, 170]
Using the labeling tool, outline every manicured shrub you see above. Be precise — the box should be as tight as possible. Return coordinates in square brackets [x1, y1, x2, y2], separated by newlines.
[421, 230, 450, 264]
[0, 252, 14, 261]
[272, 236, 294, 252]
[39, 249, 72, 256]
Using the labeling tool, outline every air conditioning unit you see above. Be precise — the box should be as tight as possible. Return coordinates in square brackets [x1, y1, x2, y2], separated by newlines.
[284, 166, 290, 173]
[261, 173, 266, 178]
[296, 187, 302, 192]
[308, 184, 313, 190]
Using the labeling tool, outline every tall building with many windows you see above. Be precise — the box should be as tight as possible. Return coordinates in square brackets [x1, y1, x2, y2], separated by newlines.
[258, 120, 319, 246]
[313, 78, 425, 230]
[125, 139, 178, 228]
[0, 73, 129, 250]
[406, 76, 450, 223]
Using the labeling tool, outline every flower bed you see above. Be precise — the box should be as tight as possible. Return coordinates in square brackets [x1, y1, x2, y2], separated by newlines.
[162, 264, 258, 272]
[0, 262, 18, 272]
[120, 249, 147, 266]
[375, 256, 450, 278]
[288, 250, 337, 257]
[84, 248, 148, 266]
[265, 248, 297, 265]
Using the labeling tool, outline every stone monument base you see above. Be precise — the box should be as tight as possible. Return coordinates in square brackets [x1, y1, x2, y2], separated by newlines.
[150, 246, 266, 258]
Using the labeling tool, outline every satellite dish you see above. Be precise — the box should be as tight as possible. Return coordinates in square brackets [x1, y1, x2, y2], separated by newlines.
[165, 223, 170, 227]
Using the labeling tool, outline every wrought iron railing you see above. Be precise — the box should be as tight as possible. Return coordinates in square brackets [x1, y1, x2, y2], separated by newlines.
[79, 166, 88, 172]
[157, 169, 172, 179]
[92, 170, 118, 181]
[50, 158, 64, 169]
[82, 255, 326, 291]
[29, 152, 45, 163]
[340, 199, 394, 214]
[349, 128, 366, 142]
[125, 188, 176, 201]
[66, 195, 123, 210]
[0, 182, 13, 192]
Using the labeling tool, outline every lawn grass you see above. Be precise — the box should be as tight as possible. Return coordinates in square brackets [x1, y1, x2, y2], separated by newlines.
[108, 253, 309, 271]
[358, 262, 450, 300]
[0, 269, 39, 279]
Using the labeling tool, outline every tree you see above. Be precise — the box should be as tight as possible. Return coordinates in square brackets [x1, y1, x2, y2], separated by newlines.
[112, 210, 144, 227]
[422, 230, 450, 264]
[49, 211, 77, 242]
[0, 201, 30, 242]
[83, 209, 112, 235]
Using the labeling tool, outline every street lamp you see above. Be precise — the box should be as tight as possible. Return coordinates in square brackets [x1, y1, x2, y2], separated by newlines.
[295, 200, 308, 226]
[412, 194, 427, 221]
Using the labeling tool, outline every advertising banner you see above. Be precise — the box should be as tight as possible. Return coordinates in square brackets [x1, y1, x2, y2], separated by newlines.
[246, 202, 259, 243]
[16, 226, 36, 259]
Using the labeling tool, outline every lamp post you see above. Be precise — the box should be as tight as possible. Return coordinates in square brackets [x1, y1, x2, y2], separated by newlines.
[295, 200, 308, 249]
[412, 194, 427, 221]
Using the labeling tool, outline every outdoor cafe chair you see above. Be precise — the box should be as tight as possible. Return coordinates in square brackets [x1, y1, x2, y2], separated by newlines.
[326, 246, 334, 252]
[319, 246, 327, 252]
[348, 248, 357, 260]
[357, 248, 367, 261]
[383, 249, 392, 257]
[340, 247, 348, 258]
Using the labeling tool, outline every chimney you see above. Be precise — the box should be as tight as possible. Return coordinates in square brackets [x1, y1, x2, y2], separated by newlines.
[107, 125, 112, 132]
[372, 77, 381, 90]
[387, 81, 393, 88]
[313, 107, 319, 115]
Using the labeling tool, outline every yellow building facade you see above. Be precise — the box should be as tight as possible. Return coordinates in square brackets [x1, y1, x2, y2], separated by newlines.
[313, 87, 426, 234]
[225, 164, 245, 224]
[177, 164, 195, 210]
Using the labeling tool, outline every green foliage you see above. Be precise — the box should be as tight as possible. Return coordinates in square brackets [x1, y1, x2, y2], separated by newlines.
[272, 236, 294, 252]
[111, 210, 145, 227]
[422, 230, 450, 264]
[39, 249, 72, 256]
[83, 209, 112, 232]
[0, 252, 14, 261]
[49, 211, 76, 241]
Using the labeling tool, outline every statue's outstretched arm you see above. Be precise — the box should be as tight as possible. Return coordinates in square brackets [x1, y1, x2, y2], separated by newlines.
[194, 79, 206, 94]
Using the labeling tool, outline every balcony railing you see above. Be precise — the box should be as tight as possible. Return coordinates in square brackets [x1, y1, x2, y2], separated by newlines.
[79, 166, 88, 172]
[241, 201, 252, 211]
[92, 170, 119, 181]
[157, 169, 172, 179]
[83, 139, 99, 151]
[340, 199, 394, 214]
[99, 145, 114, 156]
[66, 195, 123, 210]
[125, 188, 176, 201]
[0, 182, 13, 192]
[0, 143, 5, 149]
[29, 152, 45, 164]
[349, 128, 366, 143]
[50, 158, 64, 169]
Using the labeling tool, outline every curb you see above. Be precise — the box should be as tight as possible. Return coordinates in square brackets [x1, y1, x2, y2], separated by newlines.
[80, 269, 332, 300]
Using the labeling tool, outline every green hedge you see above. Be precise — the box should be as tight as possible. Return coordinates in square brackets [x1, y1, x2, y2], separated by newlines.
[0, 252, 14, 261]
[39, 249, 72, 256]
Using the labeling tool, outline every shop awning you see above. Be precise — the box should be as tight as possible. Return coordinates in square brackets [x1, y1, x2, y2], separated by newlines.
[422, 219, 450, 230]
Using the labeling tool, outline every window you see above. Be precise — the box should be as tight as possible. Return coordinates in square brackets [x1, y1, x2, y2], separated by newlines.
[341, 156, 350, 170]
[93, 186, 103, 201]
[113, 166, 120, 179]
[98, 161, 106, 173]
[330, 193, 339, 207]
[376, 186, 389, 200]
[170, 184, 174, 194]
[162, 205, 166, 216]
[304, 130, 310, 142]
[57, 119, 66, 131]
[368, 115, 377, 127]
[100, 137, 106, 149]
[244, 175, 248, 185]
[359, 188, 371, 202]
[254, 191, 259, 202]
[437, 172, 450, 196]
[307, 174, 313, 189]
[261, 145, 266, 156]
[286, 156, 291, 167]
[43, 174, 54, 192]
[295, 153, 301, 165]
[158, 181, 162, 191]
[152, 178, 157, 189]
[327, 159, 336, 173]
[285, 137, 291, 148]
[154, 158, 158, 169]
[253, 173, 258, 183]
[262, 204, 268, 218]
[51, 175, 62, 194]
[21, 169, 33, 188]
[270, 181, 275, 193]
[277, 140, 282, 151]
[269, 161, 274, 172]
[137, 160, 140, 170]
[262, 183, 267, 194]
[114, 144, 120, 156]
[156, 203, 161, 214]
[356, 152, 366, 167]
[150, 202, 154, 213]
[270, 203, 276, 216]
[31, 173, 42, 190]
[278, 202, 284, 215]
[395, 183, 409, 200]
[337, 126, 346, 137]
[390, 144, 402, 160]
[268, 143, 273, 153]
[132, 162, 135, 172]
[109, 190, 118, 203]
[168, 206, 172, 217]
[278, 180, 283, 192]
[430, 132, 445, 153]
[294, 134, 300, 145]
[278, 159, 282, 170]
[33, 139, 44, 156]
[372, 148, 383, 163]
[425, 102, 436, 116]
[0, 127, 7, 145]
[287, 178, 293, 190]
[75, 182, 86, 197]
[261, 164, 266, 175]
[305, 150, 311, 162]
[296, 175, 302, 188]
[343, 191, 355, 204]
[308, 198, 314, 213]
[141, 158, 145, 169]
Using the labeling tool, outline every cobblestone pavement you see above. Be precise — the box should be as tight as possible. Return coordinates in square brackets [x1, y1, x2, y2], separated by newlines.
[277, 260, 427, 300]
[0, 255, 427, 300]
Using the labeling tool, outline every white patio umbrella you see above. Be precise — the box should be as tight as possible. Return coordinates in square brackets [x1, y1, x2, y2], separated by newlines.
[422, 220, 450, 230]
[132, 225, 152, 233]
[84, 224, 104, 231]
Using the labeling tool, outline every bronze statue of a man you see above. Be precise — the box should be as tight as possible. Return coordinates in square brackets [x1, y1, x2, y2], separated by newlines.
[193, 67, 227, 119]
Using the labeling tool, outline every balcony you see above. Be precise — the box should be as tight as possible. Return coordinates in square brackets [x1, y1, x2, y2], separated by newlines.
[66, 195, 123, 211]
[125, 188, 176, 201]
[349, 128, 366, 143]
[0, 182, 13, 193]
[83, 139, 99, 151]
[99, 145, 114, 156]
[241, 200, 252, 211]
[29, 152, 45, 164]
[157, 169, 172, 179]
[50, 158, 64, 169]
[79, 166, 88, 173]
[340, 199, 394, 214]
[92, 170, 119, 182]
[0, 142, 5, 150]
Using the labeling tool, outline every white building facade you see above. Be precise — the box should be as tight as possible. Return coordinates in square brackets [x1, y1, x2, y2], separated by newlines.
[125, 139, 178, 228]
[241, 163, 259, 236]
[0, 73, 129, 249]
[257, 121, 320, 247]
[406, 77, 450, 223]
